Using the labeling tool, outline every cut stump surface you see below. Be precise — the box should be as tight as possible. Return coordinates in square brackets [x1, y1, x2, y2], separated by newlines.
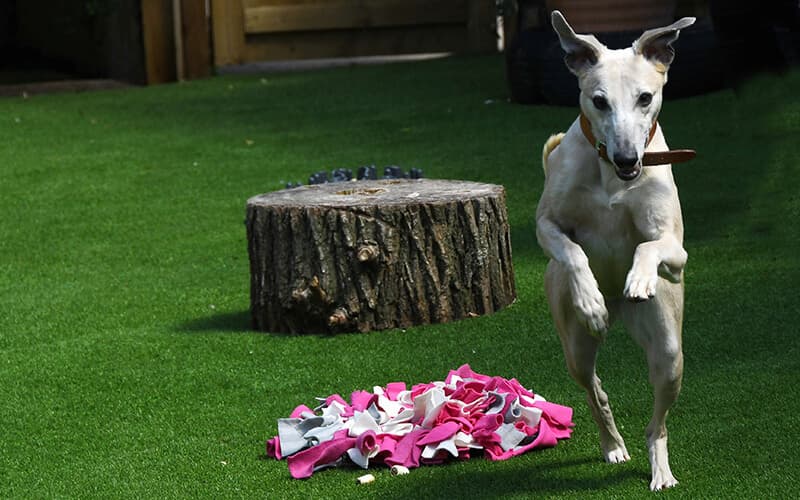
[246, 179, 516, 333]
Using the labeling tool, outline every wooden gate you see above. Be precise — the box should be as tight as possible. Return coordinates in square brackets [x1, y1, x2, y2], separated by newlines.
[211, 0, 497, 66]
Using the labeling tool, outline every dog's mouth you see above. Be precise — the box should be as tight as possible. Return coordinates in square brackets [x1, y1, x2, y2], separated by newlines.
[614, 164, 642, 182]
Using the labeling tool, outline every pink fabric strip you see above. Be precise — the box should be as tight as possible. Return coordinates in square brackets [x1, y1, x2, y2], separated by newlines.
[289, 405, 314, 419]
[384, 382, 406, 401]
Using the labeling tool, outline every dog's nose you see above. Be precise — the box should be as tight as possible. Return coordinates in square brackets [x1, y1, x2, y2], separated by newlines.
[612, 154, 639, 169]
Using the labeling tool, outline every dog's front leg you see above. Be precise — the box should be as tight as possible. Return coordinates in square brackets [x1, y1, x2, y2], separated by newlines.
[537, 217, 609, 334]
[624, 234, 687, 301]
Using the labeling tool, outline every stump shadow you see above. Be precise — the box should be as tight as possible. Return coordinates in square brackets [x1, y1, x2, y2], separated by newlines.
[177, 310, 341, 338]
[178, 310, 253, 334]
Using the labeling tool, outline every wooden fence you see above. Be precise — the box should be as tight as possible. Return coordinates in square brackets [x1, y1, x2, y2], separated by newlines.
[211, 0, 497, 66]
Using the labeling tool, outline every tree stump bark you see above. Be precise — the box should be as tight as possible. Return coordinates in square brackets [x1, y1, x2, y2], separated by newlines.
[245, 179, 516, 333]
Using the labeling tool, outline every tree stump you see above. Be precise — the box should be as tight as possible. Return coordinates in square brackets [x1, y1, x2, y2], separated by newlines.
[245, 179, 516, 333]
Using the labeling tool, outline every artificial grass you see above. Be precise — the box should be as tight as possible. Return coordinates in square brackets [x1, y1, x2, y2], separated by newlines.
[1, 55, 798, 498]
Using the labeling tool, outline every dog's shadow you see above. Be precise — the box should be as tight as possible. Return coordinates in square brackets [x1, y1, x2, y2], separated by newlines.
[381, 454, 647, 498]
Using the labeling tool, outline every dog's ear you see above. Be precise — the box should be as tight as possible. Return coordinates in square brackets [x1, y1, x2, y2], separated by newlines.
[551, 10, 605, 75]
[633, 17, 696, 71]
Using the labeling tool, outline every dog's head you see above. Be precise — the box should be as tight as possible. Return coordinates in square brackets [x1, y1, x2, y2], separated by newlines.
[552, 11, 695, 181]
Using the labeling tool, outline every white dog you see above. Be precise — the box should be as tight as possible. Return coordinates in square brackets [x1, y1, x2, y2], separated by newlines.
[536, 11, 695, 491]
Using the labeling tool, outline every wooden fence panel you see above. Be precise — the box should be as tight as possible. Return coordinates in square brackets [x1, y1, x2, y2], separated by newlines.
[244, 0, 468, 34]
[212, 0, 496, 66]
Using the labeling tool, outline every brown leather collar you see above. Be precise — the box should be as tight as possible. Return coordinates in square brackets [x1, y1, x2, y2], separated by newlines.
[579, 113, 696, 166]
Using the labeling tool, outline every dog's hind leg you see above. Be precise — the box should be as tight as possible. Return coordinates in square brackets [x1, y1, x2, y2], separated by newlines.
[545, 262, 630, 464]
[621, 284, 684, 491]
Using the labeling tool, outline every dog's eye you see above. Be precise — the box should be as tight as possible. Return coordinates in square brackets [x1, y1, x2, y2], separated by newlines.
[592, 96, 609, 111]
[638, 92, 653, 107]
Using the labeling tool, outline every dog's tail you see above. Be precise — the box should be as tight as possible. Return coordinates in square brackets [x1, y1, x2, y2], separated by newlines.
[542, 133, 565, 177]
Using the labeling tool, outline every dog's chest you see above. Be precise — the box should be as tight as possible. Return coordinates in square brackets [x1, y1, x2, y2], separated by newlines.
[562, 187, 640, 294]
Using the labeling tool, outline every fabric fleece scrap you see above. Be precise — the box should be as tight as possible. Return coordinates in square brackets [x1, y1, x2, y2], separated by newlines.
[265, 364, 574, 478]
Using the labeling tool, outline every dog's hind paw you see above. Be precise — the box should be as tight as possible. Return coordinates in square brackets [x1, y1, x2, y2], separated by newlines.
[604, 447, 630, 464]
[650, 469, 678, 491]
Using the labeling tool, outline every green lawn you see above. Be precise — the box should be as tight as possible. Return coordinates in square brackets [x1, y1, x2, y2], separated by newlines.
[1, 55, 798, 498]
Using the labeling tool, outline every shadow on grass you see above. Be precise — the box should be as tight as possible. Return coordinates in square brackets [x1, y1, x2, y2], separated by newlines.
[177, 310, 253, 334]
[261, 453, 647, 497]
[390, 456, 646, 498]
[176, 310, 342, 338]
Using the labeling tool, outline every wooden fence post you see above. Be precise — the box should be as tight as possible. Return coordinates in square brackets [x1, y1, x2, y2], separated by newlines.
[211, 0, 245, 66]
[141, 0, 212, 84]
[181, 0, 212, 79]
[141, 0, 176, 84]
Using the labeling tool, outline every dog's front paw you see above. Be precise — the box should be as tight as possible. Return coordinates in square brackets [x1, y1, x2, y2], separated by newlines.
[569, 272, 609, 335]
[624, 266, 658, 302]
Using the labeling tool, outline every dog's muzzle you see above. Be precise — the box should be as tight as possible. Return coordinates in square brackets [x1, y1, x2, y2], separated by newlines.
[612, 154, 642, 181]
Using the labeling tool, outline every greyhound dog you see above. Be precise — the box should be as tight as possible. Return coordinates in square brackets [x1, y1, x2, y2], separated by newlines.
[536, 11, 695, 491]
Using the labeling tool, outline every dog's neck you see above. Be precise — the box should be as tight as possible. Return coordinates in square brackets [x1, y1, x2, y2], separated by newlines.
[570, 115, 646, 202]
